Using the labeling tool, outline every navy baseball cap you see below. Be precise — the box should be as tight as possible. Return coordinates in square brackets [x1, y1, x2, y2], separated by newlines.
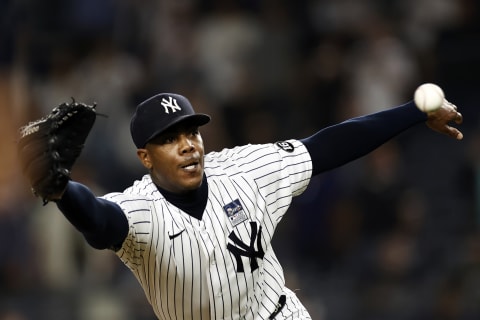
[130, 93, 211, 148]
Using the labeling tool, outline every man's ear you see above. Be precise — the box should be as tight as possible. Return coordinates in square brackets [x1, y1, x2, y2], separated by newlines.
[136, 149, 152, 170]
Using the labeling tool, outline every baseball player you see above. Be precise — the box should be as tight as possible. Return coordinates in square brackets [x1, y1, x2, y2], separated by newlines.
[22, 91, 463, 319]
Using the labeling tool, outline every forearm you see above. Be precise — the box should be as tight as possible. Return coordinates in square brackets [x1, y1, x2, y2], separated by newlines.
[301, 101, 427, 175]
[56, 181, 128, 250]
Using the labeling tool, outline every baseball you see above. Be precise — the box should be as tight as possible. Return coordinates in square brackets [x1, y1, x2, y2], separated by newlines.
[414, 83, 445, 113]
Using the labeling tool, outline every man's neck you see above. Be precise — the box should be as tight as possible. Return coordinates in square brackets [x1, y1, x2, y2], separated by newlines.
[155, 174, 208, 220]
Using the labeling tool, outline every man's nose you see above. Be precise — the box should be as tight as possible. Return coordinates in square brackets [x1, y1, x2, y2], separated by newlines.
[179, 136, 195, 153]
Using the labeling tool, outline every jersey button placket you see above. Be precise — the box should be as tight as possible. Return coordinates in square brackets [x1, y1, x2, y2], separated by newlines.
[210, 253, 222, 300]
[197, 222, 223, 309]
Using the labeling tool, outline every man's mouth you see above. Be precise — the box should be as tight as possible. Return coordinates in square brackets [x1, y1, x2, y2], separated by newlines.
[180, 159, 200, 171]
[183, 163, 197, 170]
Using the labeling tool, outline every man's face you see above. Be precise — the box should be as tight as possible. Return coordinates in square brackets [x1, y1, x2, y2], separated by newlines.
[137, 122, 205, 194]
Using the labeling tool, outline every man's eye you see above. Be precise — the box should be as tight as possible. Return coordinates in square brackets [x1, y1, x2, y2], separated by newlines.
[164, 137, 175, 143]
[190, 128, 200, 136]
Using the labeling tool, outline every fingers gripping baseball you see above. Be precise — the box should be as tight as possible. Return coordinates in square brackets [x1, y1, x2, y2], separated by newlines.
[413, 84, 463, 140]
[426, 100, 463, 140]
[17, 99, 98, 204]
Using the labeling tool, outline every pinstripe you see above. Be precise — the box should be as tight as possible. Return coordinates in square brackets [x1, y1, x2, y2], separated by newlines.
[155, 206, 166, 319]
[102, 140, 313, 319]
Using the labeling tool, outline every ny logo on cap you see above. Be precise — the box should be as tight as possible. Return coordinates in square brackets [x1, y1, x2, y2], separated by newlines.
[161, 96, 182, 114]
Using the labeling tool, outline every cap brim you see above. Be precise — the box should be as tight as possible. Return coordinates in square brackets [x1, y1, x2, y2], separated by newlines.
[143, 114, 210, 147]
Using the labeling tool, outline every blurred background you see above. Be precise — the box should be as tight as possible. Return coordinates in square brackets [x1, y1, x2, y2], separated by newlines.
[0, 0, 479, 319]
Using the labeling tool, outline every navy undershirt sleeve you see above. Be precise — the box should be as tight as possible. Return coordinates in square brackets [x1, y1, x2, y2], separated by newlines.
[56, 181, 129, 250]
[300, 101, 427, 176]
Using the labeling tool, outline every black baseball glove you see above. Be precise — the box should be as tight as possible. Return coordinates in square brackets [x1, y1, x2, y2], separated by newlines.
[17, 99, 98, 205]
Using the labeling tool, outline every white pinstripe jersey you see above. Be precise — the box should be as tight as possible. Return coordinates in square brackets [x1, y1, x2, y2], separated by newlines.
[102, 139, 313, 320]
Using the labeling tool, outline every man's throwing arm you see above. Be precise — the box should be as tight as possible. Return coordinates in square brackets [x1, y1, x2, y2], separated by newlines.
[301, 101, 427, 176]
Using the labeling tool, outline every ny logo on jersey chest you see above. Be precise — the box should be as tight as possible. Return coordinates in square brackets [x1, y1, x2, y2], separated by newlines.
[227, 221, 265, 273]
